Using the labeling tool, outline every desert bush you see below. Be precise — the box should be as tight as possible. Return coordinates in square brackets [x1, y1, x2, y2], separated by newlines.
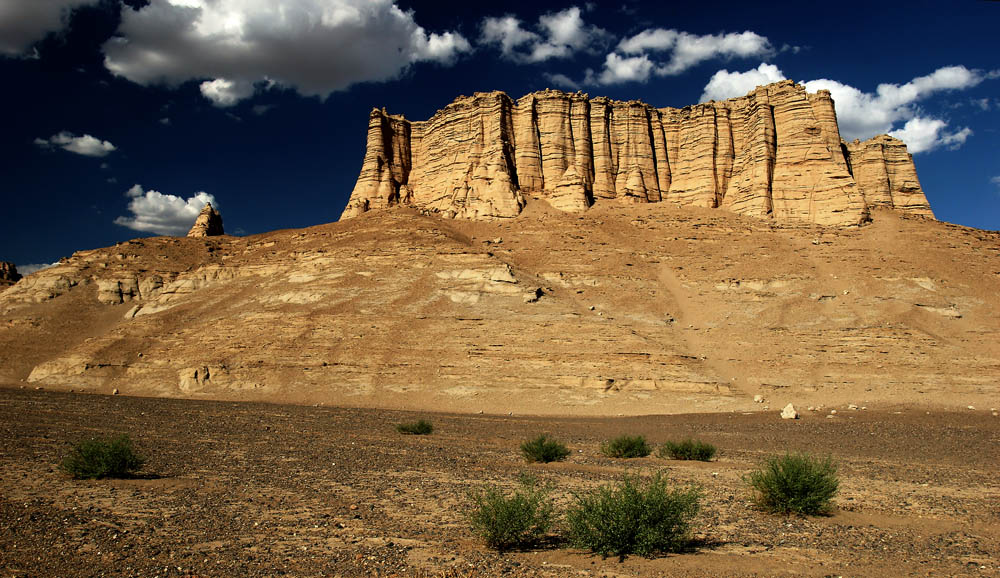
[567, 472, 700, 558]
[745, 453, 839, 515]
[659, 438, 717, 461]
[396, 419, 434, 435]
[600, 435, 651, 458]
[467, 473, 555, 551]
[520, 434, 571, 463]
[61, 434, 146, 479]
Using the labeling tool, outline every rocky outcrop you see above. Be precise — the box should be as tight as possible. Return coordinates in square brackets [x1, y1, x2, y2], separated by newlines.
[187, 203, 224, 237]
[844, 135, 934, 216]
[0, 262, 20, 287]
[342, 80, 934, 226]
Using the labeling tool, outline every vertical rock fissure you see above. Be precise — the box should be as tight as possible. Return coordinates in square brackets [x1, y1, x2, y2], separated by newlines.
[341, 83, 933, 225]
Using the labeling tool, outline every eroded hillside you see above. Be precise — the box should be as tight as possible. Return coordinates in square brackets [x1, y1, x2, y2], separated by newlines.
[2, 202, 997, 414]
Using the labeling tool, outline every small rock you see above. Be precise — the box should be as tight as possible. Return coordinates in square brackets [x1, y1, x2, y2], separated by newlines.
[780, 403, 799, 419]
[112, 388, 119, 395]
[588, 305, 595, 311]
[848, 404, 858, 410]
[806, 406, 815, 412]
[826, 414, 835, 419]
[830, 409, 837, 415]
[753, 394, 765, 403]
[967, 405, 975, 410]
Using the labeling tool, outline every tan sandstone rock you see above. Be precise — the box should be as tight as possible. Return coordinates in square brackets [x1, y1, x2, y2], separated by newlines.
[187, 203, 224, 237]
[341, 81, 933, 227]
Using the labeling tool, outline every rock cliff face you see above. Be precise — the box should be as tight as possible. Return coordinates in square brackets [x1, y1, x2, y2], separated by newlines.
[187, 203, 224, 237]
[342, 81, 933, 226]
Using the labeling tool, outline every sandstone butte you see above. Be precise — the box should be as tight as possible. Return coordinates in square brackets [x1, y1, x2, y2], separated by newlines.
[1, 82, 997, 416]
[342, 80, 933, 227]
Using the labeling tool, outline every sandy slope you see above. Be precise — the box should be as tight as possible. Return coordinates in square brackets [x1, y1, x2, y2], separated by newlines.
[1, 202, 998, 414]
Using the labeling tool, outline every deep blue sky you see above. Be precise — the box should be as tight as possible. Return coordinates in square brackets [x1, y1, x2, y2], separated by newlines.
[2, 0, 998, 270]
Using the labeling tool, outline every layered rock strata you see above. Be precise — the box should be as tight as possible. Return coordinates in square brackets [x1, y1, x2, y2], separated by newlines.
[187, 203, 224, 237]
[342, 81, 933, 226]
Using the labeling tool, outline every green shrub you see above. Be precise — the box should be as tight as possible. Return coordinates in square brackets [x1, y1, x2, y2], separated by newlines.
[468, 473, 555, 551]
[520, 434, 571, 463]
[567, 472, 700, 558]
[396, 419, 434, 435]
[61, 434, 146, 479]
[745, 453, 839, 515]
[600, 435, 651, 458]
[659, 439, 717, 461]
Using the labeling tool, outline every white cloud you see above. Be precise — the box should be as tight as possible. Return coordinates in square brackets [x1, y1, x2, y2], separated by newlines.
[34, 131, 116, 157]
[544, 72, 581, 90]
[480, 6, 609, 63]
[199, 78, 256, 107]
[887, 117, 972, 153]
[804, 65, 988, 140]
[589, 52, 654, 84]
[102, 0, 471, 106]
[114, 184, 217, 236]
[992, 176, 1000, 190]
[0, 0, 100, 55]
[583, 28, 773, 86]
[481, 15, 539, 57]
[617, 28, 773, 76]
[700, 62, 786, 101]
[698, 63, 990, 152]
[17, 263, 58, 275]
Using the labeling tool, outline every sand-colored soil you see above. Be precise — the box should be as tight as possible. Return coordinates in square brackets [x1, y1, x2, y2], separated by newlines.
[2, 388, 997, 577]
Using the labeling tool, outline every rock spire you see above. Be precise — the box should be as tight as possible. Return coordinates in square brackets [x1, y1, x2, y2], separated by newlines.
[0, 262, 20, 287]
[187, 203, 224, 237]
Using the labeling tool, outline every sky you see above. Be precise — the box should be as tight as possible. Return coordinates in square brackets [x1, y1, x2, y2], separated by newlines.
[1, 0, 998, 272]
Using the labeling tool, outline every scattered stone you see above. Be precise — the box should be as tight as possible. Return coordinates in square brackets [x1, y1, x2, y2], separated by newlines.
[830, 409, 837, 415]
[753, 394, 765, 403]
[781, 403, 799, 419]
[967, 405, 975, 410]
[112, 388, 119, 395]
[523, 287, 543, 303]
[848, 404, 858, 410]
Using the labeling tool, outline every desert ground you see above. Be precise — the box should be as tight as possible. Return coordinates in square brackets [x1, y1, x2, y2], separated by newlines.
[1, 387, 998, 577]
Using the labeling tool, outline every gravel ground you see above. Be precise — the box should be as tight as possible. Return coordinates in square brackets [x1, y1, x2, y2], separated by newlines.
[1, 388, 998, 577]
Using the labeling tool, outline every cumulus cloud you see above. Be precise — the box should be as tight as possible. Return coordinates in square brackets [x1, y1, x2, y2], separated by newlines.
[102, 0, 471, 106]
[699, 63, 989, 153]
[803, 65, 986, 141]
[114, 184, 217, 236]
[992, 176, 1000, 191]
[587, 52, 654, 84]
[888, 118, 971, 153]
[0, 0, 100, 55]
[617, 29, 773, 75]
[34, 131, 116, 157]
[481, 6, 609, 63]
[700, 63, 785, 101]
